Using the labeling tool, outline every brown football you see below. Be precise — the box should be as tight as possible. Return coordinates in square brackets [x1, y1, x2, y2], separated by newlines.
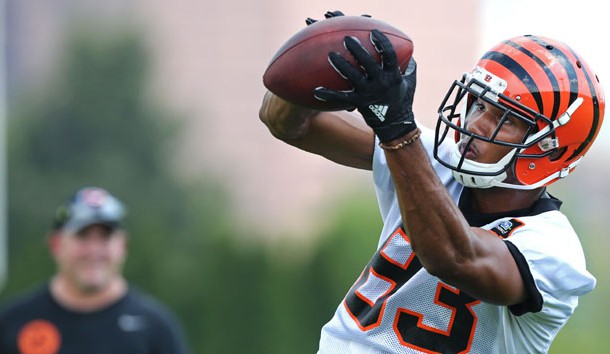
[263, 16, 414, 111]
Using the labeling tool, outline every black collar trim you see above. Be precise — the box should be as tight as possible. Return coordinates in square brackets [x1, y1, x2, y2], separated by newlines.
[458, 188, 562, 227]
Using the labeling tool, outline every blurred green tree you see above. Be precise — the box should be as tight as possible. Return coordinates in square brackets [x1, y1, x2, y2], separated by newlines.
[3, 27, 233, 352]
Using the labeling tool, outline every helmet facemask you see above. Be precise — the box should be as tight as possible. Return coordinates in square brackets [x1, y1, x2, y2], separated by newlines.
[433, 35, 604, 190]
[434, 66, 575, 190]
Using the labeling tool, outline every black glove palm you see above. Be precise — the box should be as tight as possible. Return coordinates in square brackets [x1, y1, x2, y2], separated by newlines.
[314, 29, 417, 142]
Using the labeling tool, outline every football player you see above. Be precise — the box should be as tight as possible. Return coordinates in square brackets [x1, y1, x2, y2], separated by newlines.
[259, 13, 604, 354]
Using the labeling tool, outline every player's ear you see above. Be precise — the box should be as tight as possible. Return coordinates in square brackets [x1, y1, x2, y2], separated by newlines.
[118, 230, 129, 251]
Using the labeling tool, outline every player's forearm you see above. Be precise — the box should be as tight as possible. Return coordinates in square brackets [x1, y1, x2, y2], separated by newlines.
[259, 91, 317, 140]
[384, 138, 474, 278]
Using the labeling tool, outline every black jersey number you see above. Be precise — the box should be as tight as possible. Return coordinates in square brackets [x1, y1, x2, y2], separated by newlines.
[343, 226, 480, 353]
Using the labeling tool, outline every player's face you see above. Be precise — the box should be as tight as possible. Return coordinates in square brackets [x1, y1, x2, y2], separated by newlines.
[459, 98, 529, 164]
[52, 224, 127, 294]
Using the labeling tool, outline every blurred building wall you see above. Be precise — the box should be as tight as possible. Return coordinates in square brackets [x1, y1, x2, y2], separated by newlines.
[6, 0, 482, 237]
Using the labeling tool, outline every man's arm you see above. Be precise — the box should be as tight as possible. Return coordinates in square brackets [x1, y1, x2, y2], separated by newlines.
[259, 91, 375, 170]
[382, 135, 527, 305]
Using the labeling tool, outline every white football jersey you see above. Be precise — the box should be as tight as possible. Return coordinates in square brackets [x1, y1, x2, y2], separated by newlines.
[318, 125, 596, 354]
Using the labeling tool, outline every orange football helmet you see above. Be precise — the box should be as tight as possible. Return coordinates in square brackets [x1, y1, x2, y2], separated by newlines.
[434, 35, 605, 189]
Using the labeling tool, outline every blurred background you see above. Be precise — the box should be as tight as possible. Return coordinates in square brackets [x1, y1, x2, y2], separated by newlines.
[1, 0, 608, 353]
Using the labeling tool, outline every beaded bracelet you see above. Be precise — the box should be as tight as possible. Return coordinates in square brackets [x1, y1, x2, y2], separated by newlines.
[378, 128, 422, 151]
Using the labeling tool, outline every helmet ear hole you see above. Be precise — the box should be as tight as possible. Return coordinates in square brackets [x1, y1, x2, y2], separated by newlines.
[549, 147, 567, 162]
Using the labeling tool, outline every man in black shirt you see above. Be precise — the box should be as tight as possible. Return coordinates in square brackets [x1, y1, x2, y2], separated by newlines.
[0, 187, 190, 354]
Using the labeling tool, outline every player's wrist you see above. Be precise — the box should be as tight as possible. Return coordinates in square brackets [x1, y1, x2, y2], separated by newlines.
[378, 126, 421, 150]
[371, 111, 417, 143]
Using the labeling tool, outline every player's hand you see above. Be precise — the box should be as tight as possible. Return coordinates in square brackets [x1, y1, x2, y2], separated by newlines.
[260, 91, 318, 140]
[305, 11, 371, 26]
[314, 29, 417, 142]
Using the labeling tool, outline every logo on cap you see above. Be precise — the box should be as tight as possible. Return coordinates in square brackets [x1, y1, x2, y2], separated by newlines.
[79, 188, 110, 208]
[54, 187, 126, 232]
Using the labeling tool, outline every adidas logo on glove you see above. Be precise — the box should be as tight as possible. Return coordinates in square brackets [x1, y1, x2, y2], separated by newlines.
[369, 105, 389, 121]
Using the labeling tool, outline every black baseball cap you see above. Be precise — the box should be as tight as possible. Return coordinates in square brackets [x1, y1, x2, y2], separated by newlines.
[53, 187, 126, 232]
